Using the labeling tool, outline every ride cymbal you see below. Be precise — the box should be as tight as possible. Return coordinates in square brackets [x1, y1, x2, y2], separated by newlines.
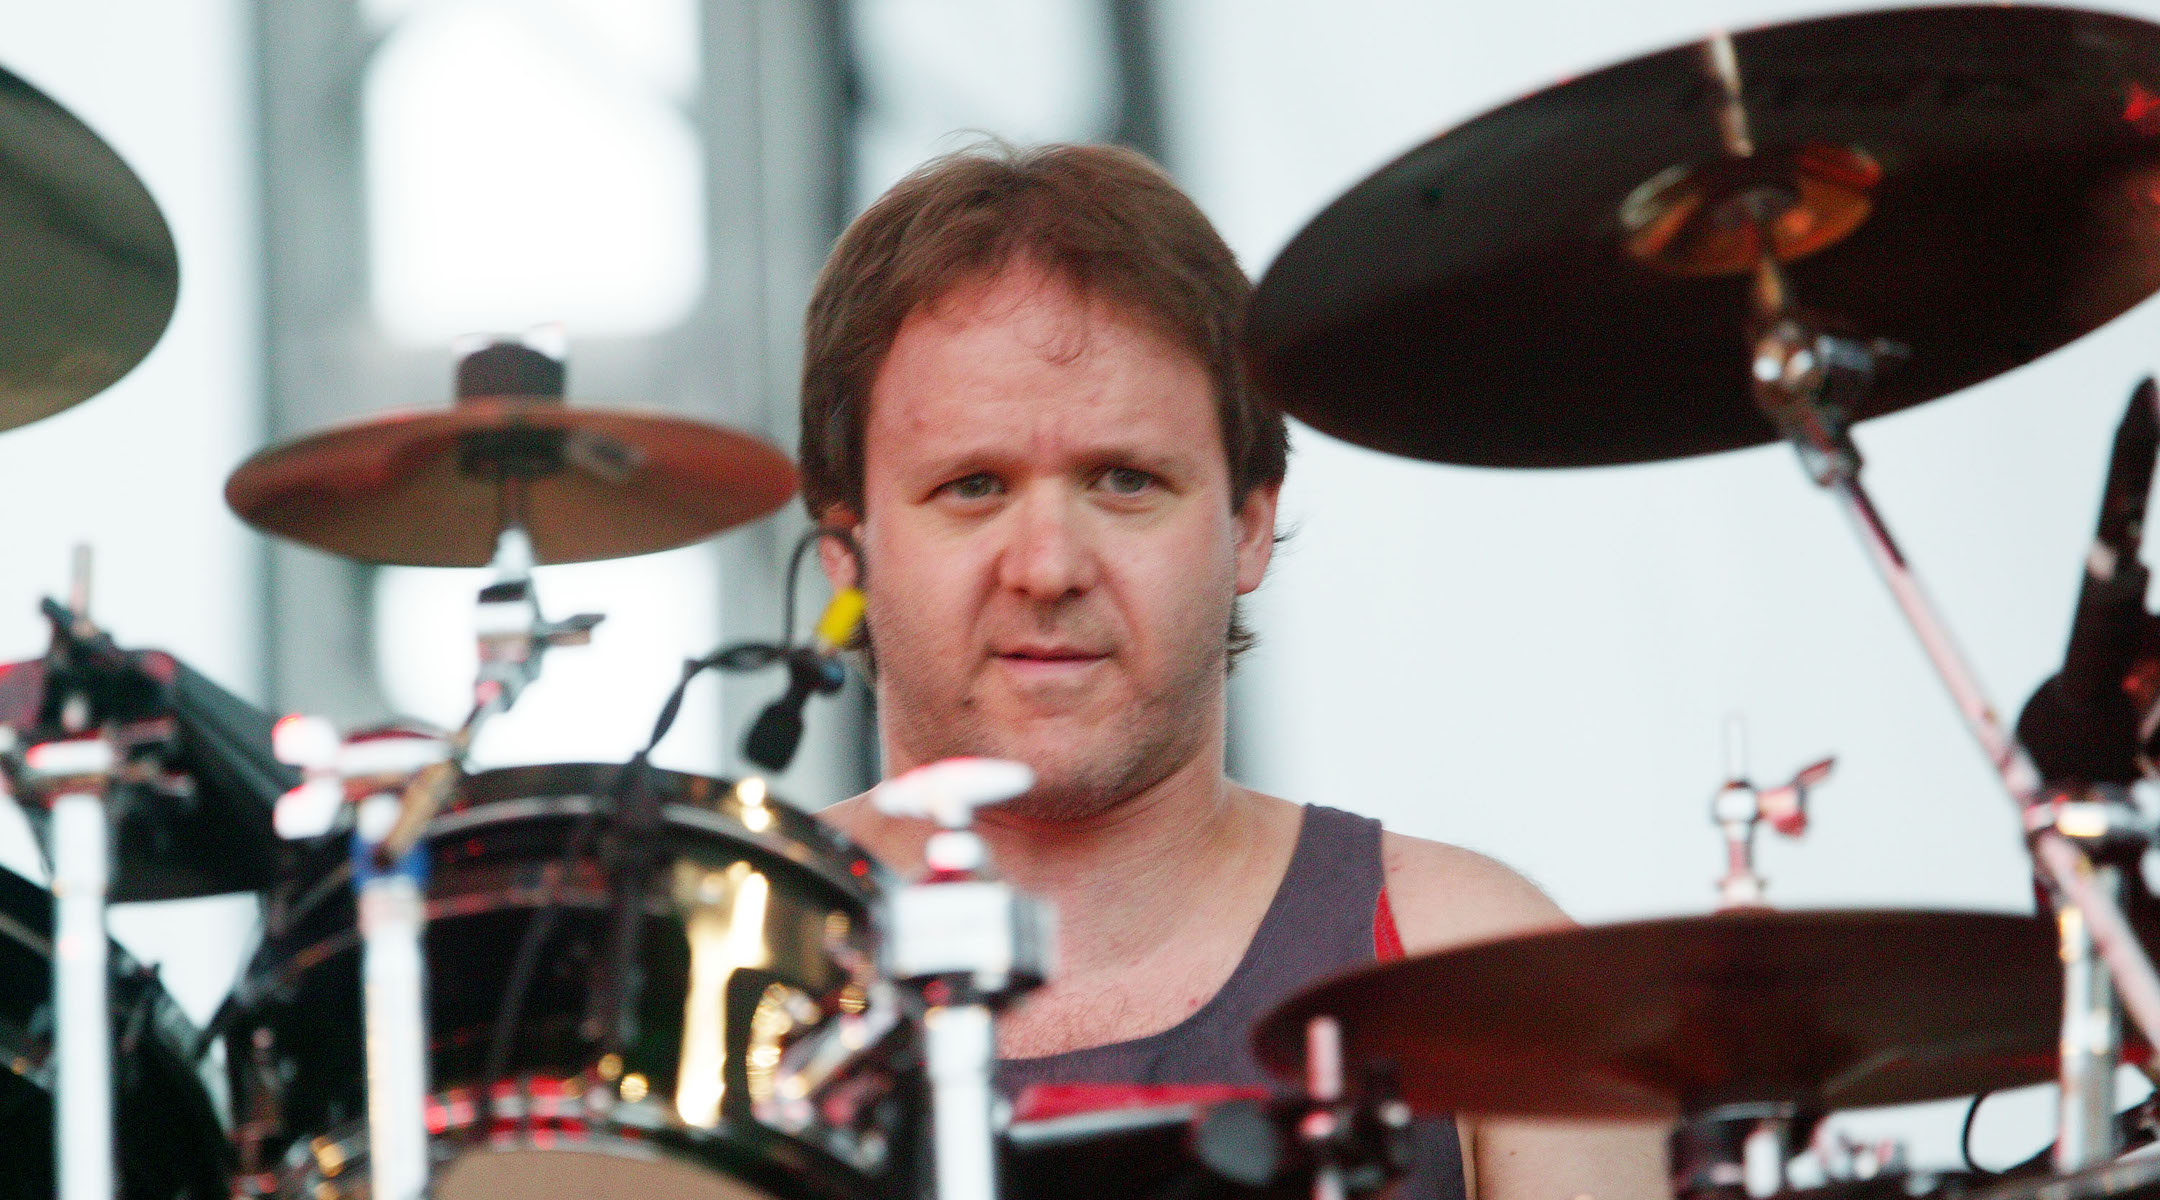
[1253, 910, 2078, 1120]
[0, 65, 178, 430]
[1245, 6, 2160, 468]
[225, 397, 797, 567]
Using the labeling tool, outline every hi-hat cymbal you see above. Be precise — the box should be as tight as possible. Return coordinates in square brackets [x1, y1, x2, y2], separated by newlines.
[1252, 910, 2080, 1120]
[0, 65, 179, 430]
[1245, 6, 2160, 468]
[225, 398, 797, 567]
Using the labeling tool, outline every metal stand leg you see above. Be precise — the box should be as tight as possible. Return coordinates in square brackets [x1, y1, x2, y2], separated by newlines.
[2057, 861, 2125, 1171]
[873, 760, 1051, 1200]
[1669, 1105, 1797, 1200]
[1305, 1016, 1346, 1200]
[1813, 466, 2160, 1055]
[923, 1005, 999, 1200]
[1823, 476, 2035, 793]
[357, 797, 433, 1200]
[51, 771, 113, 1200]
[17, 735, 122, 1200]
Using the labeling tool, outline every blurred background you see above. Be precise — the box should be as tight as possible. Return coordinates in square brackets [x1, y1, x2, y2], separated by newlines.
[0, 0, 2155, 1170]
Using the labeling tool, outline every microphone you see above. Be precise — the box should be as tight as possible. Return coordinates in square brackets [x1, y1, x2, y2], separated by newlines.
[742, 587, 865, 771]
[2017, 378, 2160, 783]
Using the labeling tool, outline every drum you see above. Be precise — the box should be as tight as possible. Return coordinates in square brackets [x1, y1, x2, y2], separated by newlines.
[222, 762, 901, 1200]
[0, 865, 233, 1200]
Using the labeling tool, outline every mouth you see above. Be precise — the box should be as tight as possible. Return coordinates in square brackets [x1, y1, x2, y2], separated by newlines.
[992, 647, 1111, 676]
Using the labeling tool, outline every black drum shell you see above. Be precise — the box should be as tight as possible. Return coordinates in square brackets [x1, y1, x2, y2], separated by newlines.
[224, 762, 890, 1198]
[0, 866, 233, 1200]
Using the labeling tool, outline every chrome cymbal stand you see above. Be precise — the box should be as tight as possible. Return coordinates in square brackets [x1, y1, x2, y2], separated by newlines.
[1670, 1102, 1807, 1200]
[1695, 30, 2160, 1173]
[273, 517, 601, 1200]
[873, 759, 1054, 1200]
[33, 553, 116, 1200]
[1, 549, 182, 1200]
[1304, 1016, 1348, 1200]
[20, 734, 118, 1200]
[2023, 786, 2154, 1168]
[1709, 719, 1833, 910]
[274, 723, 456, 1200]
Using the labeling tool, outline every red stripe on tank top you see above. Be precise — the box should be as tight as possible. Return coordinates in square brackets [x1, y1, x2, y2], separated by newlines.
[1373, 887, 1405, 961]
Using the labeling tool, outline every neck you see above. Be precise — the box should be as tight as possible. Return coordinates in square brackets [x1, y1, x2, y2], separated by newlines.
[858, 711, 1284, 974]
[979, 751, 1269, 974]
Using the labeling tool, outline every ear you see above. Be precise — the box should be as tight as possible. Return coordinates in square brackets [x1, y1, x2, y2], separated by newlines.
[1232, 481, 1281, 595]
[817, 508, 865, 591]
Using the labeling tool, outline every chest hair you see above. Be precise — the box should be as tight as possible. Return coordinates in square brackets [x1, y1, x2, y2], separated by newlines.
[995, 943, 1238, 1059]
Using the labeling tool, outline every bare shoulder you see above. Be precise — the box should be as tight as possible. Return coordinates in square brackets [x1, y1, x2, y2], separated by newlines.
[1379, 830, 1572, 955]
[818, 792, 875, 840]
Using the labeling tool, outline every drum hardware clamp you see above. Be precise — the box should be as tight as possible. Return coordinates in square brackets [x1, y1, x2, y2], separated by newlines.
[1709, 717, 1835, 910]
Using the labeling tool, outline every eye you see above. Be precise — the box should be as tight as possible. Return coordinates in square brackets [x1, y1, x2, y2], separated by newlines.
[939, 472, 1003, 502]
[1099, 467, 1155, 496]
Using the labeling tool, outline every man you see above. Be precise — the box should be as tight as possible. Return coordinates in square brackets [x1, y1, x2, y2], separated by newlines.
[801, 142, 1665, 1200]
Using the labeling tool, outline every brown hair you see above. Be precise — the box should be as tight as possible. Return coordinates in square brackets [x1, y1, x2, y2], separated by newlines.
[798, 141, 1288, 524]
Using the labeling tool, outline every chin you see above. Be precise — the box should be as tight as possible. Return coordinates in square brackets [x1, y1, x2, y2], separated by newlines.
[882, 678, 1207, 822]
[986, 776, 1135, 824]
[979, 736, 1181, 825]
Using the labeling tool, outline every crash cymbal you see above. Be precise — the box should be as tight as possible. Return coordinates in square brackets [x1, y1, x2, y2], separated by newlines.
[1245, 6, 2160, 468]
[1252, 910, 2079, 1120]
[0, 65, 179, 430]
[225, 396, 798, 567]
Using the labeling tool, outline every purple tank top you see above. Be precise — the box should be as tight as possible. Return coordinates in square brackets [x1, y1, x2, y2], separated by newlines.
[996, 805, 1468, 1199]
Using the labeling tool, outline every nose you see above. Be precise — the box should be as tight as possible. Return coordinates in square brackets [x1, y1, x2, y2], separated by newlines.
[997, 481, 1099, 601]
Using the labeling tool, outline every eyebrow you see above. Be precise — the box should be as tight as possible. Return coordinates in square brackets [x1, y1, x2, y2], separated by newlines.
[912, 441, 1198, 481]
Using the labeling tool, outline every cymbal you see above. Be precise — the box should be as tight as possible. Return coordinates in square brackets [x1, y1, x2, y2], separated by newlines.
[1252, 910, 2080, 1120]
[1245, 6, 2160, 468]
[225, 398, 798, 566]
[0, 65, 178, 430]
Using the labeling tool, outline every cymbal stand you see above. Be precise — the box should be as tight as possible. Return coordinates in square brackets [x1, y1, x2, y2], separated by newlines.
[1, 550, 190, 1200]
[268, 720, 455, 1200]
[272, 514, 601, 1200]
[1671, 1103, 1815, 1200]
[20, 734, 118, 1200]
[349, 736, 449, 1200]
[2025, 785, 2156, 1168]
[1689, 29, 2160, 1169]
[1743, 268, 2160, 1172]
[872, 758, 1054, 1200]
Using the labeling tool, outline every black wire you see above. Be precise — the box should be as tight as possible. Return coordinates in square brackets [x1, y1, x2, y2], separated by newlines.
[1961, 1090, 1994, 1173]
[780, 526, 865, 648]
[644, 527, 863, 750]
[641, 643, 783, 750]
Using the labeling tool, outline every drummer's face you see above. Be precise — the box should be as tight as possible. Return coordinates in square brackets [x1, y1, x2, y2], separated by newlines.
[834, 263, 1277, 817]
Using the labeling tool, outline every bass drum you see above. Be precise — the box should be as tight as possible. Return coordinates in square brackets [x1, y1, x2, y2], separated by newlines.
[223, 762, 904, 1200]
[0, 866, 233, 1199]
